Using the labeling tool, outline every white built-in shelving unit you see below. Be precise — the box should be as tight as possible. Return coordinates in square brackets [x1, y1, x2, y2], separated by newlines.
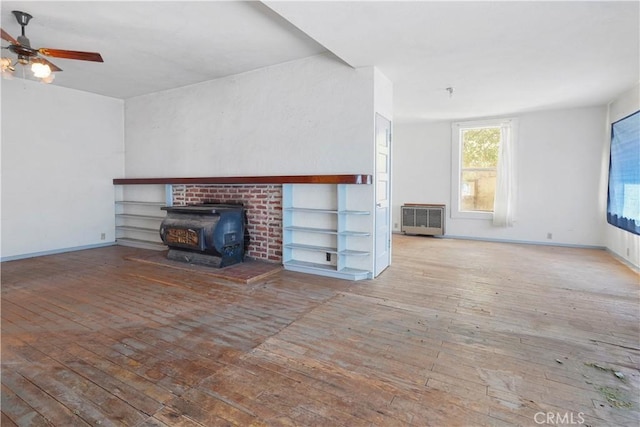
[114, 184, 170, 250]
[283, 183, 373, 280]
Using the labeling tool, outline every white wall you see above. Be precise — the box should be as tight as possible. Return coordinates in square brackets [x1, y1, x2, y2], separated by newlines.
[1, 79, 124, 259]
[0, 55, 385, 266]
[603, 84, 640, 269]
[124, 53, 375, 177]
[374, 67, 393, 123]
[124, 54, 387, 274]
[393, 106, 607, 247]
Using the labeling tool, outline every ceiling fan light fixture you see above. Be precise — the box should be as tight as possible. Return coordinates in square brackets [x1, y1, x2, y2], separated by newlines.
[31, 61, 51, 78]
[1, 57, 12, 70]
[1, 57, 14, 79]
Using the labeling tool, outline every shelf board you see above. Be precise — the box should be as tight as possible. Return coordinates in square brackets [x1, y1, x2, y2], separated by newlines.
[115, 201, 166, 207]
[116, 213, 166, 220]
[285, 208, 370, 215]
[116, 238, 167, 251]
[284, 244, 369, 257]
[284, 260, 371, 281]
[340, 249, 370, 257]
[284, 226, 337, 234]
[114, 174, 372, 185]
[284, 243, 338, 254]
[116, 225, 160, 234]
[284, 260, 336, 272]
[285, 208, 338, 214]
[340, 230, 371, 237]
[284, 226, 370, 237]
[339, 210, 370, 215]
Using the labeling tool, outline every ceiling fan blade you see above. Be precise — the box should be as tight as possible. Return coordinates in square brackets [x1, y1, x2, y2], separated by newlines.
[35, 56, 62, 72]
[1, 28, 19, 45]
[38, 48, 103, 62]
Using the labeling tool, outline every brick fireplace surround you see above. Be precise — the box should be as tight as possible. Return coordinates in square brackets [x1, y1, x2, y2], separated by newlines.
[172, 184, 283, 263]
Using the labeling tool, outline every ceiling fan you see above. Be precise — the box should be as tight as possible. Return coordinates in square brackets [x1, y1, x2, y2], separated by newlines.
[1, 10, 103, 83]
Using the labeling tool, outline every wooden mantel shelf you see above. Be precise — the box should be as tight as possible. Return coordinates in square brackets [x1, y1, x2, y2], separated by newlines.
[113, 174, 372, 185]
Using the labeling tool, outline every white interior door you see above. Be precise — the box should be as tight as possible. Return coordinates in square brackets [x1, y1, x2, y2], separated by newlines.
[375, 113, 392, 276]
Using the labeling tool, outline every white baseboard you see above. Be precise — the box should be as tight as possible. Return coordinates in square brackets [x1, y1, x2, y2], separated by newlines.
[606, 248, 640, 273]
[1, 242, 116, 262]
[394, 231, 605, 250]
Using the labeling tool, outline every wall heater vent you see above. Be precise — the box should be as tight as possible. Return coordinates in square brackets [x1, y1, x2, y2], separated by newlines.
[401, 204, 445, 236]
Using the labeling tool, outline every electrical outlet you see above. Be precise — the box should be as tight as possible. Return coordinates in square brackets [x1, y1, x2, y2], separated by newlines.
[627, 248, 630, 257]
[394, 222, 398, 229]
[326, 252, 331, 262]
[100, 233, 106, 240]
[546, 233, 553, 239]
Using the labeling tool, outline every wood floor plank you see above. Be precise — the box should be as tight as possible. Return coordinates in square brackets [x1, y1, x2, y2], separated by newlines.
[1, 370, 91, 426]
[4, 338, 148, 426]
[49, 341, 175, 405]
[37, 343, 165, 417]
[2, 367, 89, 426]
[164, 387, 267, 426]
[147, 406, 208, 427]
[1, 411, 20, 427]
[1, 384, 53, 427]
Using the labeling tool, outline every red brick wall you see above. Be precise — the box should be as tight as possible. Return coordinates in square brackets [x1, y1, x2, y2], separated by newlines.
[172, 184, 282, 263]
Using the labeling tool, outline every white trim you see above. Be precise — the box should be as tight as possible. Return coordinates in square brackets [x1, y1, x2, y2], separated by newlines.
[439, 234, 606, 250]
[165, 184, 173, 207]
[453, 117, 515, 129]
[606, 248, 640, 273]
[393, 231, 606, 250]
[452, 210, 493, 220]
[1, 242, 116, 262]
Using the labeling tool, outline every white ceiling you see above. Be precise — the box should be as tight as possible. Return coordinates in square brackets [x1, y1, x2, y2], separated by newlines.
[1, 1, 638, 122]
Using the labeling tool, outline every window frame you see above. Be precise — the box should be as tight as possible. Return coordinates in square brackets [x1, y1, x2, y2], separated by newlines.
[451, 118, 514, 220]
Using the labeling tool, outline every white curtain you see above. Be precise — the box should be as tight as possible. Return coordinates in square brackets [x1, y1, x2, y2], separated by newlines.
[493, 122, 516, 226]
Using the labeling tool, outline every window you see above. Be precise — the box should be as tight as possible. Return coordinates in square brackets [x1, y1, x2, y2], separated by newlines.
[607, 110, 640, 235]
[460, 126, 500, 212]
[451, 119, 517, 223]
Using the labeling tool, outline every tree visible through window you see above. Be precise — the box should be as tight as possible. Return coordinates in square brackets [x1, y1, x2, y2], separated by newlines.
[460, 127, 501, 212]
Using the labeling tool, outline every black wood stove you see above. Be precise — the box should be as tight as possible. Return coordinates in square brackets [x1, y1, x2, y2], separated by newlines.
[159, 204, 246, 268]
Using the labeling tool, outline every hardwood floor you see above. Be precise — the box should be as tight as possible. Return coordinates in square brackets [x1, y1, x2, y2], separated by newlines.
[1, 235, 638, 426]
